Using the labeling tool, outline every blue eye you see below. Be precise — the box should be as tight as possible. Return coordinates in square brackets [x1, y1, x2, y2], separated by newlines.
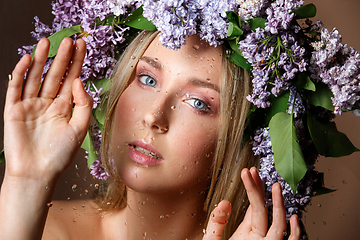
[139, 75, 157, 87]
[186, 99, 209, 112]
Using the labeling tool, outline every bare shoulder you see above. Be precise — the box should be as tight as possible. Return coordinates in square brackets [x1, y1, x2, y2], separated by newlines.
[42, 199, 104, 240]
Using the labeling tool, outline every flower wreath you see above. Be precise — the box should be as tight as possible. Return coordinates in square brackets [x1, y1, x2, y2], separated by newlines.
[10, 0, 360, 237]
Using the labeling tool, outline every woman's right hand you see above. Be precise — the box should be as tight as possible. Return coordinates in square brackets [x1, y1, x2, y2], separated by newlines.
[3, 37, 93, 184]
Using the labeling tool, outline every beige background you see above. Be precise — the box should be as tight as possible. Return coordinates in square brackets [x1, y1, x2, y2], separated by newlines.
[0, 0, 359, 238]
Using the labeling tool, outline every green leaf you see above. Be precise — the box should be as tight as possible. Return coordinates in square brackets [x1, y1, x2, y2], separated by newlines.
[294, 72, 316, 91]
[269, 112, 307, 194]
[32, 25, 82, 58]
[303, 82, 334, 111]
[264, 91, 290, 124]
[93, 96, 108, 128]
[292, 3, 317, 19]
[93, 78, 111, 96]
[0, 149, 4, 163]
[229, 51, 252, 70]
[307, 113, 359, 157]
[81, 130, 98, 169]
[226, 11, 243, 37]
[122, 6, 156, 31]
[247, 18, 266, 31]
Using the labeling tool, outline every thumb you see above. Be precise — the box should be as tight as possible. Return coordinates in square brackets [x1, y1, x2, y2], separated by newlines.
[69, 78, 93, 140]
[203, 200, 231, 240]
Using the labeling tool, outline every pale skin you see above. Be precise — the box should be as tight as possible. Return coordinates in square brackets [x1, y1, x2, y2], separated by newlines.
[0, 37, 300, 240]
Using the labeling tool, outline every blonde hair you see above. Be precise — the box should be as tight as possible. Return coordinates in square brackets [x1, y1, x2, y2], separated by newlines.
[98, 31, 259, 239]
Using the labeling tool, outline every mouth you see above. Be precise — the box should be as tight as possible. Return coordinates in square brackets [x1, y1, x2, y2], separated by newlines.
[130, 144, 163, 160]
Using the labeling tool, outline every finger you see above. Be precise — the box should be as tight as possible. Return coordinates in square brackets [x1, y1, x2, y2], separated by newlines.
[241, 168, 267, 237]
[22, 38, 50, 99]
[203, 200, 231, 240]
[6, 54, 31, 106]
[39, 37, 74, 99]
[58, 39, 86, 100]
[288, 214, 300, 240]
[69, 78, 93, 140]
[267, 183, 287, 239]
[250, 167, 265, 199]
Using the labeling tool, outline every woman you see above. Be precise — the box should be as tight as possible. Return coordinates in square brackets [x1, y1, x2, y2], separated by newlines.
[0, 29, 300, 239]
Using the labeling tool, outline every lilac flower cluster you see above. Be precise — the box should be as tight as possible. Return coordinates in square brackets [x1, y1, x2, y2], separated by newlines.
[309, 28, 360, 115]
[107, 0, 140, 16]
[265, 0, 303, 34]
[239, 27, 307, 108]
[251, 127, 311, 219]
[87, 125, 110, 180]
[237, 0, 268, 21]
[142, 0, 235, 50]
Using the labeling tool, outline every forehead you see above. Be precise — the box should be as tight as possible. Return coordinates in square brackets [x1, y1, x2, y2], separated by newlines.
[142, 34, 223, 84]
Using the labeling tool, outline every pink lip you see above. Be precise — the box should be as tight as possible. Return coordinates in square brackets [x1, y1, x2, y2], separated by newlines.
[128, 140, 164, 166]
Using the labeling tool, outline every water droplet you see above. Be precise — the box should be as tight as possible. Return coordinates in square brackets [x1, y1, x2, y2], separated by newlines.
[73, 207, 77, 210]
[160, 215, 164, 219]
[94, 183, 99, 189]
[47, 202, 53, 207]
[317, 204, 321, 207]
[8, 74, 13, 81]
[131, 55, 135, 59]
[193, 45, 200, 50]
[73, 219, 76, 222]
[72, 184, 77, 191]
[170, 105, 176, 110]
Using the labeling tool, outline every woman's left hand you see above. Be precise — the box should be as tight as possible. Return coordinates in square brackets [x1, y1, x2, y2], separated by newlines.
[203, 167, 300, 240]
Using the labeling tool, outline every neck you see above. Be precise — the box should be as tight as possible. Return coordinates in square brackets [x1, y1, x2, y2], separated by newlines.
[104, 186, 208, 240]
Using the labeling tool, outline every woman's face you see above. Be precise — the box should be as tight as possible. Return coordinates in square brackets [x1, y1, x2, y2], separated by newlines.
[111, 35, 222, 194]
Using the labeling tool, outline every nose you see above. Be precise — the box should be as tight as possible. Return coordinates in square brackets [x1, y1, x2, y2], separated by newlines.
[142, 95, 169, 134]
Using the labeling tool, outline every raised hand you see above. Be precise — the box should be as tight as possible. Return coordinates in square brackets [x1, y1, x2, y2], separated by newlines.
[203, 167, 300, 240]
[3, 37, 93, 183]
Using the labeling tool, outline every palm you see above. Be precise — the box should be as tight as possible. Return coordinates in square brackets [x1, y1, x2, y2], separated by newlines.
[4, 38, 92, 182]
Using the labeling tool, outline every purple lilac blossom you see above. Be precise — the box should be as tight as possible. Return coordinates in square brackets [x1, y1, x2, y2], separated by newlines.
[197, 0, 236, 46]
[251, 127, 311, 219]
[265, 0, 304, 35]
[107, 0, 141, 16]
[236, 0, 268, 21]
[142, 0, 198, 50]
[142, 0, 235, 50]
[309, 28, 360, 115]
[88, 125, 110, 180]
[239, 27, 307, 108]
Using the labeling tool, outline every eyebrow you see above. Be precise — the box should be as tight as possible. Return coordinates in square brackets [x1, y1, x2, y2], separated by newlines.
[139, 56, 162, 70]
[190, 78, 220, 93]
[139, 56, 220, 93]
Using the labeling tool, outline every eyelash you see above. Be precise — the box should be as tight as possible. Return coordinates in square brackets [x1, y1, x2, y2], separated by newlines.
[185, 98, 211, 113]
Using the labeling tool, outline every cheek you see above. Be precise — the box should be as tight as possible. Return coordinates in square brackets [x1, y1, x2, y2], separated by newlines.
[172, 118, 218, 174]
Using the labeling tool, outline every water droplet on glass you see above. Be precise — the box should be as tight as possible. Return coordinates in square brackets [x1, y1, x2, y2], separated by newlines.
[94, 183, 99, 189]
[131, 55, 135, 59]
[317, 204, 321, 207]
[67, 197, 71, 201]
[160, 215, 164, 219]
[47, 202, 53, 207]
[171, 106, 176, 110]
[72, 184, 78, 191]
[193, 45, 200, 50]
